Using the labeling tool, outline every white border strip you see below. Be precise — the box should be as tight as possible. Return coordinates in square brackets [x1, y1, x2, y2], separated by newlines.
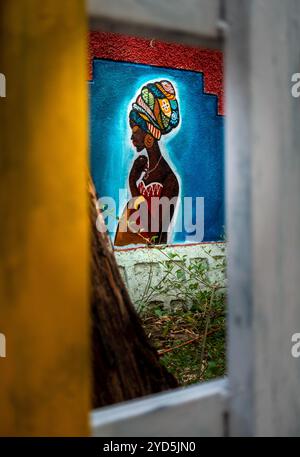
[91, 378, 229, 437]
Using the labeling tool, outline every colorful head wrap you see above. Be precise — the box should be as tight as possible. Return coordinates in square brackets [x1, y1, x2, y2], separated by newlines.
[129, 80, 179, 140]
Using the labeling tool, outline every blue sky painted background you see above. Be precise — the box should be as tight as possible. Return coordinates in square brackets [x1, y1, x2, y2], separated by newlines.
[90, 58, 225, 244]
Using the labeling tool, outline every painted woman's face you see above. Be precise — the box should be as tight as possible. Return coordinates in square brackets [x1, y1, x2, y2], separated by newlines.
[131, 125, 146, 152]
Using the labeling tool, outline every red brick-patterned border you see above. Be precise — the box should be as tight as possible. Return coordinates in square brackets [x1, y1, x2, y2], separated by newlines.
[89, 32, 224, 115]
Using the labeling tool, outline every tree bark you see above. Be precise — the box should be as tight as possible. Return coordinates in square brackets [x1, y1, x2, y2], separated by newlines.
[89, 184, 178, 408]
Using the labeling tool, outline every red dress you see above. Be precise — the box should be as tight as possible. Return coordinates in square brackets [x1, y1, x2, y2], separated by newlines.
[114, 180, 164, 246]
[137, 180, 164, 241]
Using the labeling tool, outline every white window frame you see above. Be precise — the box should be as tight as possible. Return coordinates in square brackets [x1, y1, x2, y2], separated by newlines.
[88, 0, 300, 437]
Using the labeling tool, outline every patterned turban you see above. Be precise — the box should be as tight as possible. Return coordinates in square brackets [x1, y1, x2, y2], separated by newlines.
[129, 80, 179, 140]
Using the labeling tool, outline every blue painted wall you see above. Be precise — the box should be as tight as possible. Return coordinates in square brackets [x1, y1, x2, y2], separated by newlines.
[90, 59, 225, 244]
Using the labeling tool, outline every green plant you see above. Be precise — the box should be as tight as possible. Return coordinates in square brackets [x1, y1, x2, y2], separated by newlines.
[137, 243, 226, 384]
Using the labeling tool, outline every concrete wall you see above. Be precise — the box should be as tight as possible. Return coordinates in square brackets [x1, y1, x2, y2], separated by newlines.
[115, 242, 226, 310]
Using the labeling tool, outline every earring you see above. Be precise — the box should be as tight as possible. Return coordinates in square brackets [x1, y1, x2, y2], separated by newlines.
[144, 133, 154, 148]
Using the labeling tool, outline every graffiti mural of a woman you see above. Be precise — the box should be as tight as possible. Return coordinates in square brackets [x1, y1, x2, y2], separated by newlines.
[115, 80, 180, 246]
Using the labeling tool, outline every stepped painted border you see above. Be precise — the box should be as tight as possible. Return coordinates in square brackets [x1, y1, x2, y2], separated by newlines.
[88, 32, 224, 115]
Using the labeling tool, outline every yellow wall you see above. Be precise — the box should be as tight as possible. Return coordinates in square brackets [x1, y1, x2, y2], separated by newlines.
[0, 0, 90, 436]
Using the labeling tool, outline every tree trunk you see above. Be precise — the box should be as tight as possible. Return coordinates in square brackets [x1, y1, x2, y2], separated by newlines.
[89, 184, 178, 408]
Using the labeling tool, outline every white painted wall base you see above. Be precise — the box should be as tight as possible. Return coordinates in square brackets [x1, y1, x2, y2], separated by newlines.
[115, 242, 226, 309]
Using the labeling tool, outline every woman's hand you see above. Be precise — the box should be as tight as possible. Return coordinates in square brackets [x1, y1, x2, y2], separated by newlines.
[129, 155, 148, 197]
[130, 155, 148, 182]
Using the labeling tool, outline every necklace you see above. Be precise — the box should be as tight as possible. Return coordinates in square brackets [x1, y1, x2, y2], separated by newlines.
[144, 155, 162, 179]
